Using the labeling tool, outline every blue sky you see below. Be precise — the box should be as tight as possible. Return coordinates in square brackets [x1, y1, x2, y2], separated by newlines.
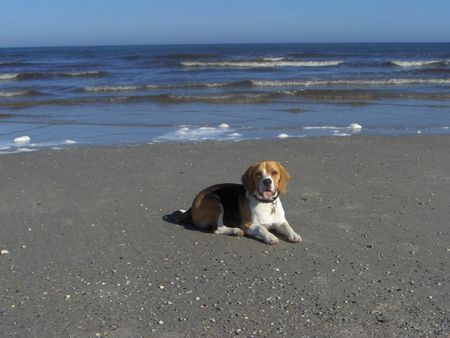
[1, 0, 449, 47]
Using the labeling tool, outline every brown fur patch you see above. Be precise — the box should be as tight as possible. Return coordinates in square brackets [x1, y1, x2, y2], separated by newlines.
[239, 194, 253, 230]
[241, 164, 256, 194]
[191, 193, 221, 230]
[275, 162, 290, 193]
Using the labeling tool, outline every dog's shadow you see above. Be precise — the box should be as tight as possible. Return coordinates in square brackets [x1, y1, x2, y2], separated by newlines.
[162, 213, 210, 233]
[162, 213, 292, 243]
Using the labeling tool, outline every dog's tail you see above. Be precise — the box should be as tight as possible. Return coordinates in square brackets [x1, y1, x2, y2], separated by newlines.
[163, 208, 192, 224]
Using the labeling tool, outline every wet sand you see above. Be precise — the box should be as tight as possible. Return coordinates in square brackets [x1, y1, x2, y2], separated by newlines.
[0, 136, 449, 337]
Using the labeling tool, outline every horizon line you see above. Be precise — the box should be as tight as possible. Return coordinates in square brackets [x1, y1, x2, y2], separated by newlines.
[1, 41, 449, 49]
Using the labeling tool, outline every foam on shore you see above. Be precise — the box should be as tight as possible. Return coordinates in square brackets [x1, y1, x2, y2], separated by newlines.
[155, 124, 240, 142]
[14, 136, 31, 145]
[0, 137, 78, 155]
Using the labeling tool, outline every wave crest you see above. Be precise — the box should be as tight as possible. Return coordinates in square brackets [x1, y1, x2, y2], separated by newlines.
[0, 71, 106, 81]
[389, 60, 448, 67]
[0, 89, 40, 97]
[251, 78, 450, 87]
[180, 60, 344, 68]
[84, 85, 142, 92]
[81, 78, 450, 93]
[83, 80, 253, 92]
[0, 73, 20, 80]
[3, 89, 450, 109]
[64, 71, 106, 77]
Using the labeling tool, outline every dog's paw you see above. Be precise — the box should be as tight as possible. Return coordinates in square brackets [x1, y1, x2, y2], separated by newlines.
[265, 234, 280, 245]
[235, 228, 245, 237]
[288, 232, 302, 243]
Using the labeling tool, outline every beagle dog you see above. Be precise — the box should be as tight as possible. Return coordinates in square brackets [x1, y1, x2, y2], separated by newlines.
[170, 161, 302, 244]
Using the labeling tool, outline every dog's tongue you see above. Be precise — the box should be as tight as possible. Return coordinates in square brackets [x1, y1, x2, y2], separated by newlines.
[263, 191, 273, 199]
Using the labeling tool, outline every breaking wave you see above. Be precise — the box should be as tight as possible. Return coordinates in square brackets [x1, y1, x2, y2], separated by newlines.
[84, 85, 146, 92]
[82, 78, 450, 93]
[141, 93, 278, 104]
[3, 89, 450, 109]
[64, 71, 106, 77]
[82, 80, 253, 92]
[0, 89, 40, 97]
[389, 60, 449, 67]
[0, 73, 20, 80]
[0, 71, 107, 80]
[180, 60, 344, 68]
[251, 78, 450, 87]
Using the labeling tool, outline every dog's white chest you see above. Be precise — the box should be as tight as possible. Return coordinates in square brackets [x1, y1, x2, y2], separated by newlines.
[249, 198, 286, 227]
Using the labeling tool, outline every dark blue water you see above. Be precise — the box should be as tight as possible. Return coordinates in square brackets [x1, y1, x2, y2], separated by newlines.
[1, 43, 449, 153]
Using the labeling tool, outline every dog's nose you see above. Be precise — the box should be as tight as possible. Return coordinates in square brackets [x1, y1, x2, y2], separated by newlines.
[262, 178, 272, 186]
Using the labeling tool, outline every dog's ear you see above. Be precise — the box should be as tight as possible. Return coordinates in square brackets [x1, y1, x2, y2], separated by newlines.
[277, 162, 290, 193]
[241, 165, 256, 193]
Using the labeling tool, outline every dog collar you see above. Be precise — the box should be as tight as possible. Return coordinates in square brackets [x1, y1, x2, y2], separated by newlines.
[253, 191, 280, 204]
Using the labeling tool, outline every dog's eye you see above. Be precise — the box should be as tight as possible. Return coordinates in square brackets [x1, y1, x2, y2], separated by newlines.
[271, 170, 278, 175]
[255, 172, 262, 177]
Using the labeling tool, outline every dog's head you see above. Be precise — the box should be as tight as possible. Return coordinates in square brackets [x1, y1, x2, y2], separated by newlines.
[241, 161, 290, 202]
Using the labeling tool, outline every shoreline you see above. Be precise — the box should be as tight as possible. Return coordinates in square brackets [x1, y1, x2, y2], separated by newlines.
[2, 132, 450, 156]
[1, 135, 449, 336]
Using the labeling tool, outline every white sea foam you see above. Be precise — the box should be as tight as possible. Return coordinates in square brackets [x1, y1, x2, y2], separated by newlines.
[0, 90, 30, 97]
[0, 137, 80, 155]
[14, 148, 36, 153]
[262, 57, 285, 61]
[390, 60, 447, 67]
[156, 125, 241, 142]
[303, 123, 362, 133]
[218, 123, 230, 129]
[84, 85, 141, 92]
[66, 71, 103, 77]
[0, 73, 19, 80]
[332, 132, 351, 137]
[14, 136, 31, 145]
[350, 123, 362, 130]
[83, 82, 229, 92]
[0, 147, 37, 154]
[64, 139, 77, 144]
[180, 60, 344, 68]
[277, 133, 289, 138]
[251, 78, 450, 87]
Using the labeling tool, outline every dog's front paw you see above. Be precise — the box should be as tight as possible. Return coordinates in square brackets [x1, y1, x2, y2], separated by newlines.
[288, 232, 302, 243]
[265, 233, 280, 245]
[235, 228, 245, 237]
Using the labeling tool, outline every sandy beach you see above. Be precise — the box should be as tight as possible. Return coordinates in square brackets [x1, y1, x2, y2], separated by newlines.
[0, 136, 449, 337]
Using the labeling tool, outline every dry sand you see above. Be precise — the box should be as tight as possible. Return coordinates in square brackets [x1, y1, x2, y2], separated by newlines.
[0, 136, 449, 337]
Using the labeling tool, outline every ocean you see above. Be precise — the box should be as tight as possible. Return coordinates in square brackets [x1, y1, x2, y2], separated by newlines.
[0, 43, 449, 154]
